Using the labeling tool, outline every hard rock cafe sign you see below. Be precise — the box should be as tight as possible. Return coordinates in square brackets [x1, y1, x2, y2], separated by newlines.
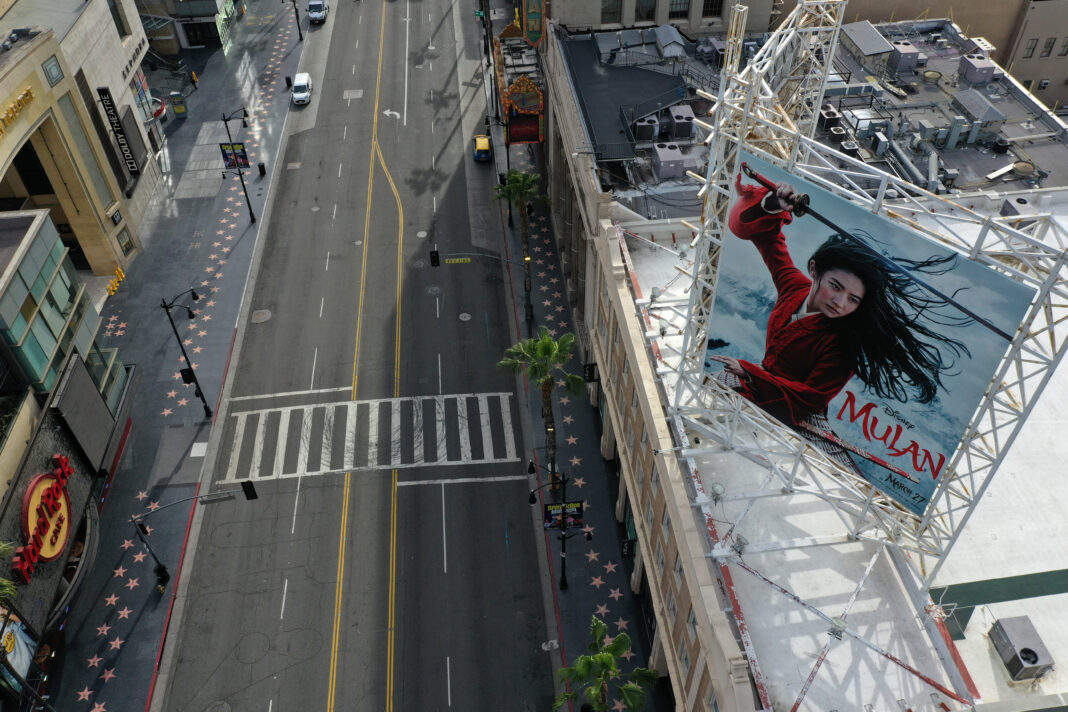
[11, 454, 75, 584]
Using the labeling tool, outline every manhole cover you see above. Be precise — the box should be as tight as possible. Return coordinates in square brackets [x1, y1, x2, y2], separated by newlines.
[459, 312, 471, 322]
[251, 309, 272, 323]
[426, 285, 441, 296]
[416, 230, 428, 240]
[355, 240, 363, 246]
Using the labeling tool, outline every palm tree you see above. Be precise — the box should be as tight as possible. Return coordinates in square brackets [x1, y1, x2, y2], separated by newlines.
[0, 541, 18, 603]
[552, 616, 658, 712]
[498, 326, 585, 481]
[493, 169, 541, 328]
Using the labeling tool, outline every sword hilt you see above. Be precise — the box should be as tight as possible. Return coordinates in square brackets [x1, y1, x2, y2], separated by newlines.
[740, 162, 810, 216]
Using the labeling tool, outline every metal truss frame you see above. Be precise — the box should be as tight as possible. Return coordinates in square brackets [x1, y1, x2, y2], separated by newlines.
[670, 0, 1068, 590]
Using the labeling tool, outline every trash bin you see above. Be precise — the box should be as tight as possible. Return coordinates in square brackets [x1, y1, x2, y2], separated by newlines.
[258, 162, 266, 177]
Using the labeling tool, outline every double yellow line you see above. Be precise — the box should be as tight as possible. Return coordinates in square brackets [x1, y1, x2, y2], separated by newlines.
[326, 2, 406, 711]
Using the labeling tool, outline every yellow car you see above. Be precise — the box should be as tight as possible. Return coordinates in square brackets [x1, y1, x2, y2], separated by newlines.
[472, 134, 493, 162]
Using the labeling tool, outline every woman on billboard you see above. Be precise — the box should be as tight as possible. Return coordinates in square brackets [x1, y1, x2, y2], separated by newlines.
[709, 169, 971, 432]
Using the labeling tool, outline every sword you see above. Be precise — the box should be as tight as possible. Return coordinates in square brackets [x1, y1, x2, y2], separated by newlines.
[740, 162, 1014, 342]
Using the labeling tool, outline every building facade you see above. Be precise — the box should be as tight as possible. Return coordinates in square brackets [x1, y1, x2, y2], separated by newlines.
[548, 0, 776, 36]
[1, 0, 163, 275]
[1003, 0, 1068, 113]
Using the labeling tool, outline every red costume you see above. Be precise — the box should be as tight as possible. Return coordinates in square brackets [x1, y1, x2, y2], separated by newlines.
[723, 175, 854, 427]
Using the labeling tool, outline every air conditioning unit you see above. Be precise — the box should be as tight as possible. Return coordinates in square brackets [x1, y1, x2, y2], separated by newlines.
[988, 617, 1054, 681]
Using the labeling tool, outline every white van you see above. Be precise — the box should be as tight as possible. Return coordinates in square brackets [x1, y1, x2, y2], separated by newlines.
[308, 0, 329, 23]
[292, 73, 313, 105]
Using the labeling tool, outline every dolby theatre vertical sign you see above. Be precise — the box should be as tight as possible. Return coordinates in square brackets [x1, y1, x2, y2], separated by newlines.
[97, 87, 140, 176]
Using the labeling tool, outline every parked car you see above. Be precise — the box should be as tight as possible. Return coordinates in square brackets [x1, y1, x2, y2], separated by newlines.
[292, 73, 313, 106]
[472, 134, 492, 162]
[308, 0, 329, 23]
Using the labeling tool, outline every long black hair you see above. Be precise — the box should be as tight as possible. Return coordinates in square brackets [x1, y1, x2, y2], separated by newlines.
[809, 233, 971, 404]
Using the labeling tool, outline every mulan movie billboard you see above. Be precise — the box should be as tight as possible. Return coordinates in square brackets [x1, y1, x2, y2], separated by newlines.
[705, 152, 1035, 515]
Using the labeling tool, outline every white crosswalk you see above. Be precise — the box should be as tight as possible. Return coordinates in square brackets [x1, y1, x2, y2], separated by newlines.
[219, 392, 519, 483]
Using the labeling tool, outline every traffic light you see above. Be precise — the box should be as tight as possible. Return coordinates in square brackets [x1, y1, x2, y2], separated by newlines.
[430, 249, 440, 267]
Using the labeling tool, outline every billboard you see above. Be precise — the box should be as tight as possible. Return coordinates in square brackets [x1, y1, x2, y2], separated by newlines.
[704, 152, 1035, 515]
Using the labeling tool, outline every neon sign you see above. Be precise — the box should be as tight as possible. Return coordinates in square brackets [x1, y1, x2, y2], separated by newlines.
[11, 454, 75, 584]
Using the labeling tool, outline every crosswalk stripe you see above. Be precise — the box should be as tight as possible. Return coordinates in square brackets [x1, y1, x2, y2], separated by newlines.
[218, 393, 519, 484]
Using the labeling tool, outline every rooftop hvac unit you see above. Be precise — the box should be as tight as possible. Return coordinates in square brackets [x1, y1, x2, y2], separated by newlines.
[669, 104, 695, 140]
[829, 126, 847, 144]
[988, 617, 1054, 681]
[889, 40, 920, 72]
[818, 107, 840, 130]
[999, 196, 1041, 229]
[840, 140, 860, 158]
[634, 117, 657, 141]
[652, 143, 685, 180]
[871, 131, 889, 156]
[960, 54, 997, 85]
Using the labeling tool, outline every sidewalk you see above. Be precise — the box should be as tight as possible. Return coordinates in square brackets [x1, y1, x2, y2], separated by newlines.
[499, 142, 672, 710]
[49, 5, 303, 711]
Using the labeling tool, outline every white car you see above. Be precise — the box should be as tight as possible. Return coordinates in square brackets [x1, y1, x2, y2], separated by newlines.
[308, 0, 329, 23]
[291, 73, 313, 106]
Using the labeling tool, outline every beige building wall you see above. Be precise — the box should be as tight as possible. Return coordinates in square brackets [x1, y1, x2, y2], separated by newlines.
[1004, 0, 1068, 112]
[543, 24, 759, 712]
[0, 30, 145, 274]
[0, 390, 40, 492]
[549, 0, 775, 36]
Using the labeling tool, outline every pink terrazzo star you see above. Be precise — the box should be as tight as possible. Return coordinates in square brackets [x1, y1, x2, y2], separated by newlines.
[193, 346, 203, 354]
[104, 593, 118, 606]
[614, 616, 629, 630]
[572, 477, 585, 488]
[113, 566, 126, 578]
[166, 390, 177, 398]
[543, 299, 552, 306]
[87, 654, 102, 668]
[117, 606, 132, 619]
[147, 501, 160, 511]
[608, 588, 623, 601]
[566, 435, 578, 445]
[585, 550, 599, 562]
[91, 702, 107, 712]
[125, 578, 140, 590]
[595, 603, 609, 616]
[604, 561, 618, 573]
[120, 539, 134, 550]
[77, 687, 92, 701]
[161, 408, 173, 416]
[612, 699, 626, 711]
[589, 576, 605, 588]
[178, 398, 189, 406]
[96, 623, 111, 636]
[136, 490, 148, 501]
[100, 668, 116, 682]
[563, 415, 574, 424]
[108, 636, 124, 650]
[570, 456, 582, 466]
[133, 551, 146, 563]
[620, 649, 635, 661]
[559, 396, 570, 406]
[206, 300, 217, 306]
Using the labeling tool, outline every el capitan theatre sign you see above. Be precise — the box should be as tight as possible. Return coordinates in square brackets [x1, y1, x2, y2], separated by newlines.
[11, 455, 75, 584]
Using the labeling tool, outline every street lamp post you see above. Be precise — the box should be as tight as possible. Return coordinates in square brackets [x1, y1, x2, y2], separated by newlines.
[222, 108, 256, 224]
[528, 461, 591, 591]
[161, 289, 212, 418]
[131, 481, 258, 592]
[285, 0, 304, 41]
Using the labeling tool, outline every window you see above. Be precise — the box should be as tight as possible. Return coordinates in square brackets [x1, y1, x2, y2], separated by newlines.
[1038, 79, 1050, 90]
[662, 509, 671, 533]
[666, 589, 677, 619]
[635, 0, 655, 22]
[1041, 37, 1056, 57]
[1023, 38, 1038, 58]
[116, 228, 134, 255]
[708, 690, 720, 712]
[622, 355, 630, 378]
[645, 501, 655, 525]
[601, 0, 622, 23]
[1060, 38, 1068, 56]
[42, 56, 63, 86]
[640, 426, 648, 447]
[107, 0, 131, 37]
[679, 644, 691, 677]
[651, 463, 660, 492]
[1023, 78, 1034, 91]
[673, 554, 683, 586]
[687, 608, 698, 640]
[656, 543, 665, 574]
[669, 0, 688, 19]
[631, 388, 638, 410]
[702, 0, 723, 17]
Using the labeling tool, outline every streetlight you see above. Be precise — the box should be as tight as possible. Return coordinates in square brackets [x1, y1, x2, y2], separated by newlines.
[528, 460, 591, 590]
[284, 0, 304, 41]
[131, 481, 258, 592]
[161, 289, 213, 418]
[221, 107, 256, 224]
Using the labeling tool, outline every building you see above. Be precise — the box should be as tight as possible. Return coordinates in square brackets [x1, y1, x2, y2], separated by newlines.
[547, 0, 777, 37]
[777, 0, 1068, 115]
[135, 0, 245, 51]
[1, 0, 162, 275]
[541, 7, 1068, 710]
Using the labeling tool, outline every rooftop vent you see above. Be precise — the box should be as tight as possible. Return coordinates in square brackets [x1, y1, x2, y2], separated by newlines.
[988, 617, 1054, 681]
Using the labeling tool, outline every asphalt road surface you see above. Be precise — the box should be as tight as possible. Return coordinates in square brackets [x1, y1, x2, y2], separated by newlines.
[161, 2, 554, 710]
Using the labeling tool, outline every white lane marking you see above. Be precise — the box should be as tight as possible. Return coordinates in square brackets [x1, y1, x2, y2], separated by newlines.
[226, 412, 248, 480]
[435, 296, 440, 319]
[291, 475, 302, 534]
[332, 203, 337, 219]
[280, 578, 288, 619]
[230, 386, 350, 402]
[250, 413, 266, 478]
[457, 397, 471, 461]
[325, 251, 331, 271]
[367, 402, 379, 466]
[435, 396, 446, 463]
[499, 396, 517, 461]
[344, 402, 357, 468]
[310, 347, 318, 389]
[446, 656, 452, 707]
[433, 196, 437, 213]
[343, 126, 347, 140]
[437, 353, 442, 394]
[412, 398, 423, 464]
[441, 482, 447, 573]
[352, 63, 356, 74]
[391, 399, 402, 466]
[478, 395, 492, 459]
[338, 163, 343, 178]
[322, 405, 335, 473]
[319, 296, 324, 318]
[273, 410, 290, 478]
[397, 475, 528, 487]
[297, 408, 313, 474]
[268, 699, 273, 712]
[404, 0, 410, 126]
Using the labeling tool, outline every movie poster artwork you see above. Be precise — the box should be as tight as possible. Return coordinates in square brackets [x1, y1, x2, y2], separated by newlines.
[705, 152, 1035, 515]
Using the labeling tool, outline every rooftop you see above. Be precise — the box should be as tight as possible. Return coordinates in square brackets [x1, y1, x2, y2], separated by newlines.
[571, 15, 1068, 711]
